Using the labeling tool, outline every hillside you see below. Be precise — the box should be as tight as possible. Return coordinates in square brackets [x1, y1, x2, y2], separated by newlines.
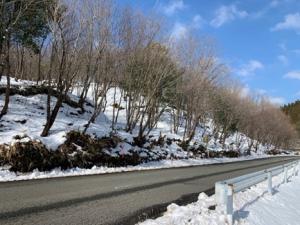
[0, 77, 292, 181]
[0, 0, 295, 181]
[282, 100, 300, 136]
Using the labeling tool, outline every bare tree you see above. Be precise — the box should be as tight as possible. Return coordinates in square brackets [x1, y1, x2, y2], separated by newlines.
[172, 36, 227, 144]
[41, 2, 83, 136]
[118, 8, 161, 134]
[80, 0, 117, 133]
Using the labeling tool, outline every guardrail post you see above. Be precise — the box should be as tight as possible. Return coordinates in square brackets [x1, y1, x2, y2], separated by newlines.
[293, 163, 296, 177]
[284, 166, 288, 183]
[226, 184, 234, 225]
[296, 161, 299, 176]
[268, 172, 272, 195]
[215, 182, 227, 211]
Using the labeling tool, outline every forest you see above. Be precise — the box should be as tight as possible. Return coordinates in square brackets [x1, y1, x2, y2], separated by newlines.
[0, 0, 297, 173]
[282, 101, 300, 137]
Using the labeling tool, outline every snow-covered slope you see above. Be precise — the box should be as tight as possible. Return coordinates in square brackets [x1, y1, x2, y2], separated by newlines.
[0, 77, 269, 154]
[0, 77, 290, 180]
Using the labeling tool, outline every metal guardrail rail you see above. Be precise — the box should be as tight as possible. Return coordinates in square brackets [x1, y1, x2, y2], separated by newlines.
[215, 160, 300, 225]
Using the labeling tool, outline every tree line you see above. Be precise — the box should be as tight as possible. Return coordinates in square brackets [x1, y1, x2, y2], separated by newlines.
[282, 100, 300, 137]
[0, 0, 296, 151]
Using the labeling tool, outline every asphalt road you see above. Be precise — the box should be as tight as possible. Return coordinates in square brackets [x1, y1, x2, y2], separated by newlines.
[0, 156, 298, 225]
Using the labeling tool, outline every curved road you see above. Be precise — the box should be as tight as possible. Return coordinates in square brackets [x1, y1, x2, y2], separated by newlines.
[0, 156, 298, 225]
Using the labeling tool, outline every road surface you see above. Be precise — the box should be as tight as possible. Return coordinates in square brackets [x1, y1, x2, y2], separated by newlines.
[0, 156, 298, 225]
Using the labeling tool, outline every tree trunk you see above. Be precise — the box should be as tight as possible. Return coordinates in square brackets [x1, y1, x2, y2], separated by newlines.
[0, 38, 11, 119]
[83, 111, 98, 134]
[186, 126, 196, 144]
[37, 50, 42, 84]
[83, 94, 106, 134]
[0, 43, 2, 81]
[111, 86, 117, 131]
[19, 47, 24, 80]
[41, 98, 63, 137]
[0, 75, 10, 118]
[36, 39, 45, 84]
[78, 84, 89, 112]
[0, 66, 3, 81]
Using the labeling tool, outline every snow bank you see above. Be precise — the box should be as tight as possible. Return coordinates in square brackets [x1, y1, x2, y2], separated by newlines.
[0, 155, 278, 182]
[138, 168, 300, 225]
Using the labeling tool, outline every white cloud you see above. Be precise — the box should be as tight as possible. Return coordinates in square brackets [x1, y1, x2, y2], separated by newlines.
[243, 87, 284, 106]
[170, 14, 205, 40]
[240, 87, 284, 106]
[162, 0, 186, 16]
[192, 14, 205, 29]
[210, 4, 248, 28]
[277, 55, 289, 65]
[236, 60, 264, 76]
[292, 49, 300, 54]
[170, 22, 188, 39]
[272, 13, 300, 32]
[256, 88, 268, 95]
[241, 87, 268, 98]
[250, 1, 280, 19]
[284, 71, 300, 80]
[268, 96, 285, 106]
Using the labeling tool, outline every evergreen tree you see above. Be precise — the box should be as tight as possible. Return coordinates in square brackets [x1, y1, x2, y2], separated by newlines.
[282, 100, 300, 136]
[0, 0, 55, 118]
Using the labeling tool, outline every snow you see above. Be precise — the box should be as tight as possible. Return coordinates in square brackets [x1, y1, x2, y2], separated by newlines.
[0, 93, 111, 150]
[138, 167, 300, 225]
[0, 155, 281, 182]
[0, 77, 35, 86]
[0, 78, 273, 154]
[0, 77, 292, 181]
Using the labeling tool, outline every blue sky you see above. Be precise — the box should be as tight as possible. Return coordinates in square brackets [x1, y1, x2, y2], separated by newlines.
[117, 0, 300, 105]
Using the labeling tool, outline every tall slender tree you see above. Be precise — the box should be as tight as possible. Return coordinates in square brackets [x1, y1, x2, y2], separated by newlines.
[0, 0, 54, 118]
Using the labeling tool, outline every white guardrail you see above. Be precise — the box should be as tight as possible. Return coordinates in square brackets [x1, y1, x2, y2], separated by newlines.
[215, 160, 300, 225]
